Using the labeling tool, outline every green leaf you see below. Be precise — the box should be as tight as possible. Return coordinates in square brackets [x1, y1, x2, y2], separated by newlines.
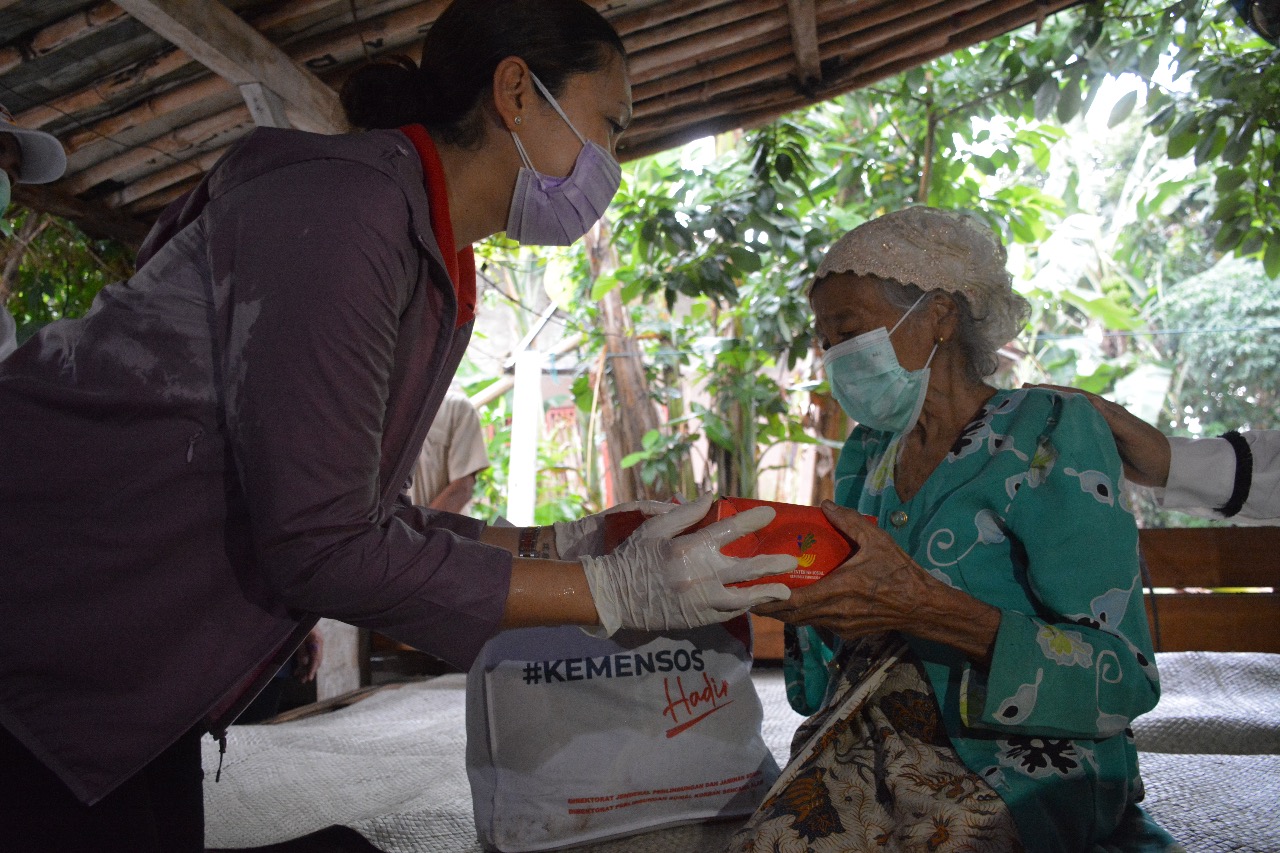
[1033, 77, 1060, 121]
[590, 272, 621, 301]
[1063, 292, 1139, 330]
[1221, 117, 1257, 166]
[1265, 240, 1280, 279]
[1056, 77, 1082, 123]
[1106, 91, 1138, 128]
[1167, 128, 1200, 160]
[1215, 168, 1248, 194]
[619, 451, 647, 469]
[1193, 124, 1226, 166]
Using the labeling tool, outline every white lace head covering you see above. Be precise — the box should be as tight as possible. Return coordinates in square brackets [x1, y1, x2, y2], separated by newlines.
[815, 206, 1030, 371]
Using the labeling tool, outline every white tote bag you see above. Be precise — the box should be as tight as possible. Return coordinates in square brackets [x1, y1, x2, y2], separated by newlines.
[465, 618, 779, 851]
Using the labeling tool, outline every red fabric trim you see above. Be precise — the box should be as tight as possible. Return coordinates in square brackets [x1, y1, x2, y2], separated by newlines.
[399, 124, 476, 328]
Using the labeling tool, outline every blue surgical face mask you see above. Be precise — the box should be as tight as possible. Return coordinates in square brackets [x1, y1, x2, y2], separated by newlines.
[0, 170, 10, 218]
[505, 71, 623, 247]
[821, 292, 937, 435]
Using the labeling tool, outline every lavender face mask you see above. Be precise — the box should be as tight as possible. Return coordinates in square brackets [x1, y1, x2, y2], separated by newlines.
[505, 72, 622, 247]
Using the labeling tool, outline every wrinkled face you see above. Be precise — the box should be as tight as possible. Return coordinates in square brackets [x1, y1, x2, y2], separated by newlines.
[0, 132, 21, 184]
[809, 273, 938, 372]
[521, 50, 631, 176]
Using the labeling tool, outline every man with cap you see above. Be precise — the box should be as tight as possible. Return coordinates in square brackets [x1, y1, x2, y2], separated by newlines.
[1, 102, 69, 359]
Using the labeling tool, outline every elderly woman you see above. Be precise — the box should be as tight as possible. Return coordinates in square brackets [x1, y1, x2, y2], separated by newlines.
[730, 207, 1179, 852]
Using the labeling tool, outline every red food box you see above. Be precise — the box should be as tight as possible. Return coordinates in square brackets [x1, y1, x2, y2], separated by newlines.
[601, 497, 871, 589]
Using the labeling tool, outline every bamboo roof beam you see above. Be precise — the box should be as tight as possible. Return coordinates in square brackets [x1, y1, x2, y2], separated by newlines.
[631, 36, 794, 106]
[621, 0, 1081, 160]
[627, 8, 788, 79]
[16, 48, 194, 130]
[786, 0, 822, 90]
[64, 76, 237, 160]
[113, 0, 347, 134]
[130, 175, 200, 214]
[604, 0, 734, 43]
[55, 0, 444, 165]
[106, 143, 228, 208]
[63, 104, 252, 195]
[0, 2, 129, 77]
[620, 0, 776, 54]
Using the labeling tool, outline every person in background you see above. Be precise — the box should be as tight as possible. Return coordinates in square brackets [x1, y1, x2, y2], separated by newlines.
[732, 207, 1177, 852]
[1034, 385, 1278, 522]
[0, 3, 790, 850]
[408, 390, 491, 514]
[235, 628, 325, 725]
[0, 102, 68, 359]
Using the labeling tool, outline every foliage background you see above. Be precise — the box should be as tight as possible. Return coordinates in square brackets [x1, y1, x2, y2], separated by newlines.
[4, 0, 1276, 528]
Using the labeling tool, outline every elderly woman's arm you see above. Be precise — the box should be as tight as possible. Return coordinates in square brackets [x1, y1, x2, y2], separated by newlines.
[960, 392, 1160, 739]
[756, 504, 1002, 666]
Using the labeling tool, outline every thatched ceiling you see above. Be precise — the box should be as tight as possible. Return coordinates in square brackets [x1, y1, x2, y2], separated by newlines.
[1, 0, 1081, 246]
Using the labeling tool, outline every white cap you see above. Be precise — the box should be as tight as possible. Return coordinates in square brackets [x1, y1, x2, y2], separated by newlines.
[0, 103, 67, 184]
[815, 206, 1029, 351]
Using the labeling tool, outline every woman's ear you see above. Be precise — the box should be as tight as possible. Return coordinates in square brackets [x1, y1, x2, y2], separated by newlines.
[492, 56, 531, 132]
[930, 292, 961, 343]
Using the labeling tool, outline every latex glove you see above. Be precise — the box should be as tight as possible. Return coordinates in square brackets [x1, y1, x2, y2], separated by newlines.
[581, 501, 794, 635]
[553, 499, 676, 560]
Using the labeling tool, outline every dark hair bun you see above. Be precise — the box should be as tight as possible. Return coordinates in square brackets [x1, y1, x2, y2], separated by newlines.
[340, 57, 429, 130]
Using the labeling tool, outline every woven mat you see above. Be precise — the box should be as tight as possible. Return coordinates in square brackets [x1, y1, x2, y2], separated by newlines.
[204, 656, 1280, 852]
[1132, 651, 1280, 754]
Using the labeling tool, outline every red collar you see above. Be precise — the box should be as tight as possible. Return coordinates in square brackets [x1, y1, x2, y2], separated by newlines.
[399, 124, 476, 328]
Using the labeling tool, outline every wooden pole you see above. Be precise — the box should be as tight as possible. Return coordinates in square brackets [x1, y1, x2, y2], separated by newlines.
[113, 0, 348, 134]
[786, 0, 822, 89]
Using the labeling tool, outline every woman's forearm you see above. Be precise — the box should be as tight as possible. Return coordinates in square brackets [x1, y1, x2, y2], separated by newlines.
[480, 525, 592, 628]
[908, 585, 1002, 668]
[501, 558, 599, 629]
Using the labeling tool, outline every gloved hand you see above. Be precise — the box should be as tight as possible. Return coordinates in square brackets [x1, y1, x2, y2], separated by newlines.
[553, 499, 676, 560]
[580, 498, 794, 635]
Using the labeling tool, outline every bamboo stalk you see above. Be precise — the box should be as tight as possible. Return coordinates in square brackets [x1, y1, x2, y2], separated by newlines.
[63, 105, 252, 195]
[129, 176, 200, 214]
[16, 48, 194, 130]
[61, 0, 443, 161]
[30, 2, 129, 57]
[622, 0, 777, 55]
[627, 7, 788, 77]
[604, 0, 732, 40]
[0, 47, 19, 76]
[633, 20, 790, 88]
[65, 78, 238, 159]
[821, 0, 982, 62]
[632, 36, 794, 104]
[620, 0, 1082, 159]
[104, 143, 229, 208]
[16, 0, 436, 131]
[635, 49, 796, 119]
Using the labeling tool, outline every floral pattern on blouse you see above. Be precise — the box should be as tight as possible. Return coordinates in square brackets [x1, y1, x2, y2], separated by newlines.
[787, 388, 1177, 852]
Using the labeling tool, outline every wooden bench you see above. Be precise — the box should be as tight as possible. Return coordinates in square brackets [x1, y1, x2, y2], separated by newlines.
[752, 526, 1280, 660]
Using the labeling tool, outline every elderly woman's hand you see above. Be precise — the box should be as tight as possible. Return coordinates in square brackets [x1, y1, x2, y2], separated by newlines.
[754, 501, 1002, 667]
[1028, 384, 1172, 488]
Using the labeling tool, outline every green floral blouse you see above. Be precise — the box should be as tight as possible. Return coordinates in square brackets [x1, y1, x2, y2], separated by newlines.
[786, 388, 1177, 851]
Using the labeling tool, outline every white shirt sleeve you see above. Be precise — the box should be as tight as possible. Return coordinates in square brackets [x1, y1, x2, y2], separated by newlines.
[1158, 432, 1280, 522]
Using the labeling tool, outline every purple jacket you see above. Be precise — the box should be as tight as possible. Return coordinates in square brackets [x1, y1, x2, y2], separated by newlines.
[0, 127, 513, 804]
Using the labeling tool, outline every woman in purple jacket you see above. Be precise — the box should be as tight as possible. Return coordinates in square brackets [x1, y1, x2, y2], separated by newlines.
[0, 2, 790, 850]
